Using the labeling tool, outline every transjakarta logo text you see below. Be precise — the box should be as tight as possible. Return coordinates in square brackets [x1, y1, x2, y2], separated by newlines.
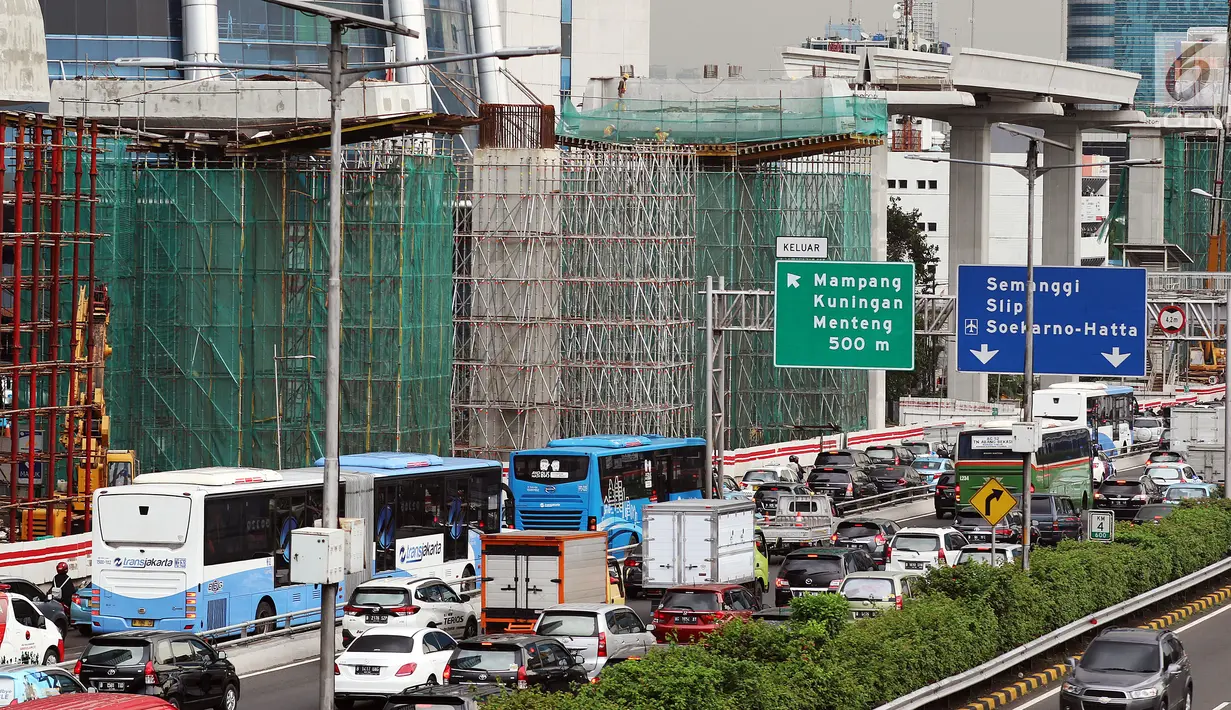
[398, 540, 442, 564]
[114, 557, 187, 569]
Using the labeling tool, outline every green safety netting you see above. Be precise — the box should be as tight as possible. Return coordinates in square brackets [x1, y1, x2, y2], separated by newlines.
[559, 95, 889, 145]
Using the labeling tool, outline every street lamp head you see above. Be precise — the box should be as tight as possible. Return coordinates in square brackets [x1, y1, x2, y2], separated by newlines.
[114, 57, 180, 68]
[1192, 188, 1216, 199]
[1118, 158, 1162, 167]
[904, 154, 939, 162]
[495, 45, 561, 60]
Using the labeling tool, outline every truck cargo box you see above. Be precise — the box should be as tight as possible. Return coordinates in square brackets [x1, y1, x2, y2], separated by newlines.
[642, 498, 756, 590]
[480, 530, 607, 633]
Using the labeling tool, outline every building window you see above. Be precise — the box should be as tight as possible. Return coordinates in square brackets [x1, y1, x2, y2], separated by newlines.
[561, 0, 573, 23]
[917, 180, 926, 189]
[927, 222, 937, 232]
[561, 57, 572, 93]
[916, 222, 925, 231]
[928, 180, 938, 189]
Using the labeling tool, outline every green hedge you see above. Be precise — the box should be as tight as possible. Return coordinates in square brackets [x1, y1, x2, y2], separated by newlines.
[482, 501, 1231, 710]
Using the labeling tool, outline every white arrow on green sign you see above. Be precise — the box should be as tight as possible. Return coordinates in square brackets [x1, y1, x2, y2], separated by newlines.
[773, 260, 916, 370]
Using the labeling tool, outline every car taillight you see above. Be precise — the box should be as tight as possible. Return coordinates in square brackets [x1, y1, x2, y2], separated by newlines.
[1133, 494, 1148, 502]
[1030, 484, 1035, 493]
[389, 606, 420, 615]
[937, 548, 947, 567]
[874, 533, 886, 544]
[58, 638, 64, 662]
[72, 594, 80, 606]
[774, 578, 789, 588]
[884, 547, 892, 562]
[597, 632, 607, 657]
[830, 533, 839, 543]
[144, 661, 157, 685]
[395, 663, 418, 677]
[895, 594, 903, 610]
[443, 665, 451, 683]
[652, 610, 667, 623]
[517, 665, 528, 689]
[828, 580, 840, 589]
[897, 478, 907, 486]
[955, 485, 960, 495]
[588, 517, 597, 531]
[1094, 492, 1103, 498]
[73, 659, 81, 676]
[698, 614, 717, 624]
[343, 605, 363, 615]
[334, 663, 340, 675]
[846, 482, 853, 494]
[894, 457, 900, 465]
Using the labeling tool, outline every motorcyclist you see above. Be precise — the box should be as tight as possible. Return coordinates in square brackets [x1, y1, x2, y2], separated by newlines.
[788, 455, 803, 476]
[51, 561, 75, 609]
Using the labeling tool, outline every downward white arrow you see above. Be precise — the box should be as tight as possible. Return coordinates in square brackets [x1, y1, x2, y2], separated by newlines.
[970, 344, 999, 364]
[1102, 347, 1131, 368]
[786, 273, 800, 288]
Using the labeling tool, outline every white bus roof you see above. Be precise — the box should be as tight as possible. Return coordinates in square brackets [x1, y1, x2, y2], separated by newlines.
[967, 420, 1085, 432]
[135, 467, 283, 486]
[112, 467, 326, 497]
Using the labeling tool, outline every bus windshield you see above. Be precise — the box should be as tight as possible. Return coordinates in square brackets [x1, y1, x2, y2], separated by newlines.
[511, 454, 589, 484]
[957, 431, 1024, 461]
[96, 493, 191, 547]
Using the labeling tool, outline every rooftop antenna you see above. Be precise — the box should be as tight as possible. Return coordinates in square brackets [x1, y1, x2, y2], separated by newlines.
[970, 0, 975, 47]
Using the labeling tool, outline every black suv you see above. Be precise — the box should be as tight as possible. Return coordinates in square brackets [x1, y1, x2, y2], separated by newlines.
[868, 465, 922, 494]
[384, 684, 504, 710]
[1059, 627, 1190, 710]
[808, 451, 879, 501]
[76, 630, 240, 709]
[934, 473, 958, 519]
[773, 547, 875, 607]
[1030, 494, 1084, 544]
[953, 507, 1027, 544]
[829, 518, 899, 566]
[864, 445, 916, 466]
[1096, 477, 1164, 520]
[753, 483, 815, 516]
[446, 635, 587, 691]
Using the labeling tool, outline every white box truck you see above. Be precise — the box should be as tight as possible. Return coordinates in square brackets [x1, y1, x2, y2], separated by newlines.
[1171, 406, 1224, 478]
[641, 499, 757, 600]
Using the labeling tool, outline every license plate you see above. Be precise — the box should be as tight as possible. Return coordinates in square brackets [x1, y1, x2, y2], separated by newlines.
[365, 614, 388, 624]
[839, 541, 863, 548]
[969, 534, 989, 543]
[905, 562, 925, 570]
[131, 619, 154, 627]
[853, 611, 877, 618]
[355, 665, 381, 676]
[676, 615, 698, 624]
[95, 682, 124, 691]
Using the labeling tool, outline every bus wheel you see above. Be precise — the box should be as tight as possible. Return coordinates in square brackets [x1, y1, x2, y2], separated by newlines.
[254, 600, 276, 634]
[462, 565, 477, 594]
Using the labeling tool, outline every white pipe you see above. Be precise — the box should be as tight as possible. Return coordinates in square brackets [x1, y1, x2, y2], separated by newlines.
[470, 0, 508, 103]
[181, 0, 221, 80]
[387, 0, 430, 110]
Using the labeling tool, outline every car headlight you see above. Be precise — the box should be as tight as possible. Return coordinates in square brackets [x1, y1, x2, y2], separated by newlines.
[1061, 681, 1081, 694]
[1127, 688, 1159, 699]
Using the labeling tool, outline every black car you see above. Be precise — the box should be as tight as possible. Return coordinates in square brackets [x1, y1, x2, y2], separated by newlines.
[1095, 477, 1165, 520]
[953, 507, 1027, 544]
[750, 606, 793, 625]
[1157, 429, 1171, 450]
[1133, 504, 1175, 525]
[753, 483, 815, 516]
[773, 547, 875, 607]
[934, 472, 958, 519]
[0, 577, 70, 635]
[1030, 494, 1084, 545]
[446, 635, 587, 691]
[828, 518, 900, 566]
[75, 630, 240, 709]
[807, 468, 879, 502]
[812, 449, 875, 472]
[864, 445, 916, 466]
[1059, 627, 1190, 710]
[867, 465, 922, 494]
[1148, 450, 1185, 464]
[384, 684, 504, 710]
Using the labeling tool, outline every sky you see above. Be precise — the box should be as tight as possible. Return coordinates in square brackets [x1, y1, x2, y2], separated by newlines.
[649, 0, 1065, 78]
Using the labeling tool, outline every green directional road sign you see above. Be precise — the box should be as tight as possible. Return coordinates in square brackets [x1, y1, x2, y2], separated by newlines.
[774, 260, 915, 370]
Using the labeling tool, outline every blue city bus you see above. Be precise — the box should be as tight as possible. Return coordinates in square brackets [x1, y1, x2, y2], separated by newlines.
[508, 435, 707, 550]
[89, 452, 501, 634]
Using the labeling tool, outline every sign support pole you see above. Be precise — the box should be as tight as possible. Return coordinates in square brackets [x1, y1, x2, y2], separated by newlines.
[1021, 139, 1038, 571]
[1225, 286, 1231, 499]
[704, 275, 715, 499]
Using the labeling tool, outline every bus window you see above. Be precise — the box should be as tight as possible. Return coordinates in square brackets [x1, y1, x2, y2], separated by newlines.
[669, 446, 705, 494]
[600, 453, 652, 507]
[203, 494, 272, 566]
[512, 455, 589, 483]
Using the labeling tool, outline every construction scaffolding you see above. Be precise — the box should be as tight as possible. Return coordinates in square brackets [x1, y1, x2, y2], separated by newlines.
[94, 145, 457, 473]
[0, 114, 107, 541]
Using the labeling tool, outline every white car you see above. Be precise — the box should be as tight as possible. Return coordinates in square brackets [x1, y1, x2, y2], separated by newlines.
[0, 587, 63, 665]
[1132, 416, 1166, 444]
[1145, 462, 1201, 489]
[885, 527, 969, 573]
[342, 577, 477, 647]
[333, 627, 458, 707]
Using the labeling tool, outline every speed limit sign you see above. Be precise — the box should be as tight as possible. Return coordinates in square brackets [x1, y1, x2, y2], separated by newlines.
[1158, 305, 1185, 335]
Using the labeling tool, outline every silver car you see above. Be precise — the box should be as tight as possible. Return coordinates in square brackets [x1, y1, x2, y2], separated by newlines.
[533, 603, 655, 679]
[1132, 416, 1166, 444]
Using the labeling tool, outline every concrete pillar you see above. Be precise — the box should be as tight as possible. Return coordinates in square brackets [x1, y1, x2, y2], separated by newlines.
[0, 0, 49, 106]
[945, 120, 991, 402]
[868, 142, 888, 428]
[1126, 126, 1166, 247]
[1040, 125, 1084, 389]
[469, 149, 562, 454]
[181, 0, 221, 80]
[387, 0, 431, 111]
[471, 0, 510, 104]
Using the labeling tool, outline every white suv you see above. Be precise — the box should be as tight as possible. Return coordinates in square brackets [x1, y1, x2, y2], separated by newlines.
[341, 577, 477, 647]
[885, 527, 969, 573]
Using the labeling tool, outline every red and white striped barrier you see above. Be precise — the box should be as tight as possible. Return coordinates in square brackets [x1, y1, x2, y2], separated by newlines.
[0, 534, 91, 585]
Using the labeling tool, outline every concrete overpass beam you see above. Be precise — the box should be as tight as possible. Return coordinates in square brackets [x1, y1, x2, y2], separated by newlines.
[869, 142, 888, 428]
[946, 120, 991, 403]
[1127, 126, 1166, 248]
[1039, 125, 1084, 389]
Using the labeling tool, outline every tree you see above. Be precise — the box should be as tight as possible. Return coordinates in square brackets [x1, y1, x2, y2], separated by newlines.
[886, 199, 942, 413]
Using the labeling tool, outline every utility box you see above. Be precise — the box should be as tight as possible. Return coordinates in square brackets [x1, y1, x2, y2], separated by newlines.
[339, 517, 368, 574]
[1011, 421, 1040, 454]
[642, 498, 756, 592]
[290, 527, 345, 585]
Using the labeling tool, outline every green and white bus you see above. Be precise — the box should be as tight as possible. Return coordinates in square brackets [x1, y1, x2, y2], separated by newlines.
[955, 420, 1094, 510]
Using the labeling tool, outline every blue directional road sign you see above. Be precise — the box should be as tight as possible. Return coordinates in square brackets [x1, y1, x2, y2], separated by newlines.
[956, 265, 1147, 377]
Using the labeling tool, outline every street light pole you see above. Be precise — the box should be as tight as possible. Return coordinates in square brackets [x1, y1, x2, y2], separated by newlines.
[1188, 188, 1231, 496]
[908, 130, 1160, 571]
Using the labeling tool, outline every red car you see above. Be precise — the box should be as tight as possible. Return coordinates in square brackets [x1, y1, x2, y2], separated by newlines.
[648, 583, 762, 644]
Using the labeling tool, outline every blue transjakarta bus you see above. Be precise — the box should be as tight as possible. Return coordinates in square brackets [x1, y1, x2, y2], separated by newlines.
[89, 453, 502, 634]
[508, 435, 707, 549]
